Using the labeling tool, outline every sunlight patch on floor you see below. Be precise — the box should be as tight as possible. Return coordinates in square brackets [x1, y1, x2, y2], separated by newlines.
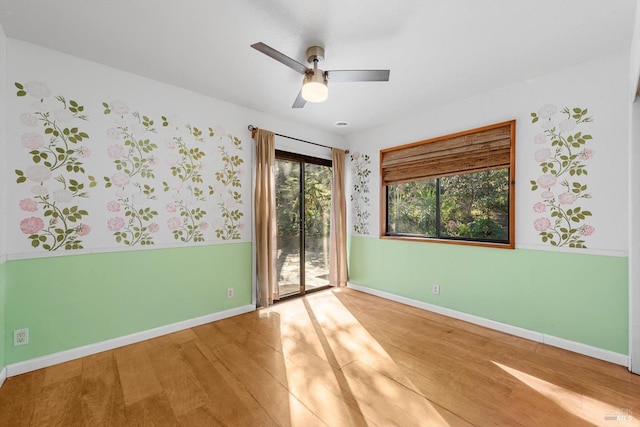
[276, 291, 453, 426]
[493, 361, 639, 426]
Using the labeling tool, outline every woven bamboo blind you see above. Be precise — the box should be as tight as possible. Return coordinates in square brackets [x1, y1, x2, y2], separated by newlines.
[381, 121, 514, 185]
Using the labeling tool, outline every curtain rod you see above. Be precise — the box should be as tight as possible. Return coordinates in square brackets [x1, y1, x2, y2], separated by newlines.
[248, 125, 349, 154]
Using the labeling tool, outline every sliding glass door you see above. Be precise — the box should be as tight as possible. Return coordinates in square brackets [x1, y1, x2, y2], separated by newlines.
[275, 151, 332, 298]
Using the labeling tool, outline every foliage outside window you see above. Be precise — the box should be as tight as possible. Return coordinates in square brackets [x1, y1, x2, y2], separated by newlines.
[381, 121, 515, 248]
[275, 151, 332, 240]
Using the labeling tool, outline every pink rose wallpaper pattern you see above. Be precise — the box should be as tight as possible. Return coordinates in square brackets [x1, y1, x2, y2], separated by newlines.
[103, 102, 159, 246]
[13, 81, 247, 253]
[214, 137, 244, 240]
[530, 105, 595, 248]
[161, 122, 212, 243]
[14, 81, 95, 251]
[350, 151, 371, 234]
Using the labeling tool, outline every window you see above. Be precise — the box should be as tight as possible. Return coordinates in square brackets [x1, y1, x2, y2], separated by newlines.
[381, 121, 515, 248]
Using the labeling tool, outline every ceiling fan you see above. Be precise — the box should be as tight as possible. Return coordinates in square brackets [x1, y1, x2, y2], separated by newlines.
[251, 42, 390, 108]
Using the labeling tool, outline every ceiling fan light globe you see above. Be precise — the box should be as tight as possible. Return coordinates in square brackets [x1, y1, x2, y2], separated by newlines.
[302, 82, 328, 103]
[301, 70, 328, 103]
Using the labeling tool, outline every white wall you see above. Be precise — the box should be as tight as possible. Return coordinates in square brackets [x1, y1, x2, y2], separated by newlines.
[5, 39, 344, 260]
[346, 51, 630, 257]
[0, 22, 7, 260]
[0, 20, 7, 378]
[631, 98, 640, 374]
[628, 0, 640, 375]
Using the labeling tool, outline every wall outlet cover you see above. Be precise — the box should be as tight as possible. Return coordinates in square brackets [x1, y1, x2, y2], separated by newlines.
[14, 328, 29, 346]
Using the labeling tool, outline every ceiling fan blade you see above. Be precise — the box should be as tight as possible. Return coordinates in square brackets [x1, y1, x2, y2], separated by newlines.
[326, 69, 390, 82]
[292, 90, 306, 108]
[251, 42, 309, 75]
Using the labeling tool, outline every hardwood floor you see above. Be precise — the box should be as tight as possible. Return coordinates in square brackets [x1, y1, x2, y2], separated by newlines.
[0, 288, 638, 426]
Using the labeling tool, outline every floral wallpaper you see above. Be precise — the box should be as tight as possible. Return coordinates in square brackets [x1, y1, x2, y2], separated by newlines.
[103, 102, 159, 246]
[214, 136, 244, 240]
[350, 151, 371, 234]
[12, 80, 248, 253]
[162, 120, 212, 243]
[530, 105, 595, 248]
[14, 81, 96, 250]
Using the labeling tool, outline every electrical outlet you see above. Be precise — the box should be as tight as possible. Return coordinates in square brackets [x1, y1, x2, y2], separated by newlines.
[14, 328, 29, 346]
[226, 288, 234, 299]
[432, 284, 440, 295]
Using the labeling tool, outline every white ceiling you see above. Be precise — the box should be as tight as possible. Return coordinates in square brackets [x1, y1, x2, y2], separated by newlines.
[0, 1, 636, 135]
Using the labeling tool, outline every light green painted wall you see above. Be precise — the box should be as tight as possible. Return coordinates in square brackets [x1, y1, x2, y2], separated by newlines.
[0, 261, 6, 369]
[349, 236, 628, 354]
[5, 243, 252, 364]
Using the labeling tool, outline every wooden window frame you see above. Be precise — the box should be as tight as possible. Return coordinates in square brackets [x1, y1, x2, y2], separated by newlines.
[380, 120, 516, 249]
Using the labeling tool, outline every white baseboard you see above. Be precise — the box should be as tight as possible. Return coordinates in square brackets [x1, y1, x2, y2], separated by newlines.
[347, 283, 629, 367]
[5, 304, 255, 377]
[0, 367, 6, 389]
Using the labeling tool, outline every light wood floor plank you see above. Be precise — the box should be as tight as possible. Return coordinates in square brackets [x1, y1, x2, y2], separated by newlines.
[195, 340, 279, 427]
[211, 342, 326, 426]
[181, 340, 277, 426]
[226, 322, 375, 427]
[124, 392, 179, 427]
[41, 358, 83, 387]
[80, 352, 127, 427]
[114, 342, 163, 406]
[0, 369, 44, 426]
[176, 405, 225, 427]
[143, 335, 210, 417]
[190, 322, 235, 351]
[0, 288, 638, 426]
[30, 377, 84, 426]
[169, 328, 198, 346]
[341, 360, 473, 427]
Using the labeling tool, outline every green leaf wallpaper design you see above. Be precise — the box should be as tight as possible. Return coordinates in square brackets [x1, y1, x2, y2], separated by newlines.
[350, 151, 371, 234]
[15, 81, 94, 251]
[163, 121, 213, 243]
[215, 136, 244, 240]
[12, 80, 248, 255]
[530, 105, 595, 248]
[103, 101, 159, 246]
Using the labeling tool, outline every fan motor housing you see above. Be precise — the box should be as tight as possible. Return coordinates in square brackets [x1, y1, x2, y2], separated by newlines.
[306, 46, 325, 63]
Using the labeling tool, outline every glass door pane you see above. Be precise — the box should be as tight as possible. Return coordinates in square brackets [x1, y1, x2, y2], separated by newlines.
[304, 163, 332, 291]
[275, 158, 302, 298]
[275, 151, 332, 300]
